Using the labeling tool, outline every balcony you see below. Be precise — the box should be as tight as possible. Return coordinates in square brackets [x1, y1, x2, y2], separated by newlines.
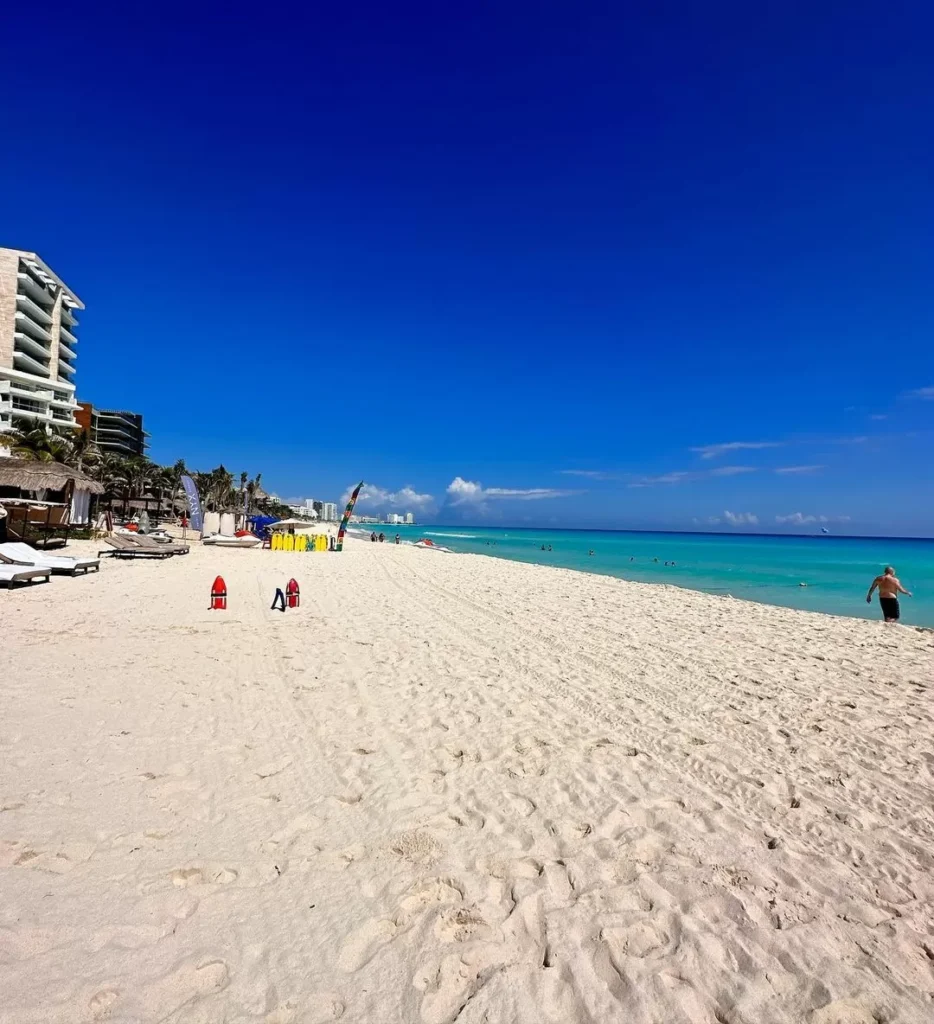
[97, 427, 138, 444]
[49, 393, 78, 410]
[10, 397, 54, 424]
[16, 271, 54, 309]
[96, 437, 138, 455]
[16, 293, 53, 327]
[9, 382, 54, 402]
[14, 311, 52, 345]
[13, 330, 52, 363]
[57, 359, 77, 376]
[58, 340, 77, 361]
[59, 324, 78, 346]
[12, 349, 52, 378]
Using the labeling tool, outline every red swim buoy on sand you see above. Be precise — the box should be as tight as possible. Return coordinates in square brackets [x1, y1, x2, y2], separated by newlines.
[210, 575, 227, 610]
[286, 578, 300, 609]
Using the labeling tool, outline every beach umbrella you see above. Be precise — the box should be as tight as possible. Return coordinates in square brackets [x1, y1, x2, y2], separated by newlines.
[269, 518, 318, 530]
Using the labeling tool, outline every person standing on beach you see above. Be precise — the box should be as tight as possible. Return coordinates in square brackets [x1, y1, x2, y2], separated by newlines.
[866, 566, 912, 622]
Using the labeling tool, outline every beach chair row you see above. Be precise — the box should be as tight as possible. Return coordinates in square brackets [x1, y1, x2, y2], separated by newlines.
[99, 535, 190, 559]
[0, 541, 100, 588]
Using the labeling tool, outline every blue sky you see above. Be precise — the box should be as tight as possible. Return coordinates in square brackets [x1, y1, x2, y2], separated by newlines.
[1, 2, 932, 535]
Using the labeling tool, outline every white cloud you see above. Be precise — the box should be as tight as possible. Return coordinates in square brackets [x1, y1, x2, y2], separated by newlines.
[723, 510, 758, 526]
[905, 386, 934, 399]
[628, 471, 691, 488]
[342, 482, 434, 511]
[775, 512, 851, 525]
[690, 441, 782, 460]
[709, 465, 756, 477]
[445, 477, 577, 506]
[559, 469, 620, 480]
[774, 465, 824, 475]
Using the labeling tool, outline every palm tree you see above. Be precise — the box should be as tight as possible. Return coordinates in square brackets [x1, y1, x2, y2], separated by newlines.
[125, 457, 156, 499]
[246, 472, 262, 513]
[70, 428, 101, 473]
[0, 426, 75, 463]
[165, 459, 188, 514]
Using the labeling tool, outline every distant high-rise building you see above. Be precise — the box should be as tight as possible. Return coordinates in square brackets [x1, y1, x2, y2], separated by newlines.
[322, 502, 337, 522]
[76, 403, 149, 457]
[0, 247, 83, 434]
[405, 512, 415, 525]
[304, 498, 316, 510]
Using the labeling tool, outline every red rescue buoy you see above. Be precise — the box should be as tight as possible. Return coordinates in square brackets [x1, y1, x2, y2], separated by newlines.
[210, 575, 227, 610]
[286, 577, 300, 609]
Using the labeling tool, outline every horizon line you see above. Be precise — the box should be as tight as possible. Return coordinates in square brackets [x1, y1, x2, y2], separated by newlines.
[389, 524, 934, 542]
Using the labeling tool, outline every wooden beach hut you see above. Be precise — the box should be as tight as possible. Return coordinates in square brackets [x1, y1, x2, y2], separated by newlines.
[0, 459, 105, 548]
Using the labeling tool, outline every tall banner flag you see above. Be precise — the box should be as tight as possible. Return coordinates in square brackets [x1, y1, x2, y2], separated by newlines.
[180, 474, 204, 533]
[336, 480, 364, 552]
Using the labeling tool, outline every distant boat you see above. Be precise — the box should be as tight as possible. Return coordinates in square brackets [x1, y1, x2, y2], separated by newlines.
[821, 527, 830, 534]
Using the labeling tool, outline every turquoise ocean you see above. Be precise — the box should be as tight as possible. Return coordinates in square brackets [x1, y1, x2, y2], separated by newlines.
[360, 525, 934, 627]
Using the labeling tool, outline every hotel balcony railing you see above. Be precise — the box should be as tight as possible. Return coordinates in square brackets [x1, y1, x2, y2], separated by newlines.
[14, 310, 52, 345]
[13, 330, 52, 363]
[12, 396, 50, 413]
[12, 349, 52, 378]
[59, 325, 78, 346]
[16, 271, 54, 309]
[16, 293, 53, 327]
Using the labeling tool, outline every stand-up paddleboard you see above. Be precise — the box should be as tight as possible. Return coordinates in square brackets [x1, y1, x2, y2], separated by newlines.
[336, 481, 364, 552]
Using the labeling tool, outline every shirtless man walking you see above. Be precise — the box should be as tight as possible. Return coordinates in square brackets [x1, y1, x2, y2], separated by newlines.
[866, 566, 912, 622]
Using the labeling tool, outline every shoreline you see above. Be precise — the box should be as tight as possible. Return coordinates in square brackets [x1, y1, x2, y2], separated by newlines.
[4, 539, 933, 1022]
[366, 532, 934, 626]
[446, 544, 934, 633]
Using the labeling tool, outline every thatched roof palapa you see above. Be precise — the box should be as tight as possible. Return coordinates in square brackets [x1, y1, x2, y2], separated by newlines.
[0, 458, 105, 495]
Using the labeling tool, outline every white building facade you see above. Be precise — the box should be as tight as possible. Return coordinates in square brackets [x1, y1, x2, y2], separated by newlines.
[322, 502, 337, 522]
[0, 248, 83, 436]
[405, 512, 415, 524]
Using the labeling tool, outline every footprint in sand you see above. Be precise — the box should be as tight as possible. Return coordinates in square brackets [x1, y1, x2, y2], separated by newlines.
[138, 957, 229, 1018]
[337, 918, 399, 972]
[602, 916, 674, 961]
[810, 997, 886, 1024]
[89, 988, 119, 1018]
[434, 906, 492, 943]
[2, 839, 95, 874]
[171, 865, 238, 887]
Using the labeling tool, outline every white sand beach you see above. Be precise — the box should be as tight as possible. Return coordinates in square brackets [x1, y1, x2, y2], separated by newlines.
[2, 539, 933, 1023]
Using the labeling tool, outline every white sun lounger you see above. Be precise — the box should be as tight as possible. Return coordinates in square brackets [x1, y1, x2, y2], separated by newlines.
[0, 564, 51, 587]
[0, 542, 100, 576]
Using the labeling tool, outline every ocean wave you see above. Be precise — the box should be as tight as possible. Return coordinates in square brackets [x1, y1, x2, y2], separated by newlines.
[425, 532, 477, 539]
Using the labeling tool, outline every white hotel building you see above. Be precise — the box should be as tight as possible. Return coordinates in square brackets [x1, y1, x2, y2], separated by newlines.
[0, 247, 83, 435]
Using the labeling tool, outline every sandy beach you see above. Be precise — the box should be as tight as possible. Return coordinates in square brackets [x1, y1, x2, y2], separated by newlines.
[2, 539, 933, 1023]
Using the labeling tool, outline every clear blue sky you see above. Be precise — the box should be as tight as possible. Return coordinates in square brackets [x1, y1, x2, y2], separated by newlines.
[2, 2, 932, 535]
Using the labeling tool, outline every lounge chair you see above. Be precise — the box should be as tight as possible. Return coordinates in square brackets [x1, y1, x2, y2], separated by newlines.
[0, 542, 100, 576]
[130, 534, 190, 555]
[0, 564, 51, 587]
[99, 536, 175, 559]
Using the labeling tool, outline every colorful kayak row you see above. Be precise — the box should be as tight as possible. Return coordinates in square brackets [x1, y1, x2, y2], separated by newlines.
[270, 533, 330, 552]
